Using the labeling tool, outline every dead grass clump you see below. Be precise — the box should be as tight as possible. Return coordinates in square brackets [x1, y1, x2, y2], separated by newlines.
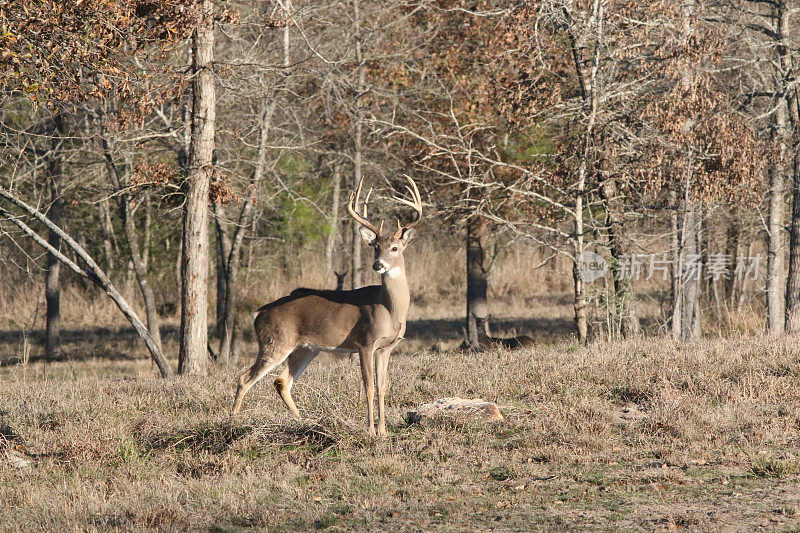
[608, 386, 653, 406]
[142, 421, 258, 453]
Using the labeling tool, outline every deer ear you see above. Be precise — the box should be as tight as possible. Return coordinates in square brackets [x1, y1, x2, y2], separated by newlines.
[359, 226, 377, 245]
[400, 227, 416, 245]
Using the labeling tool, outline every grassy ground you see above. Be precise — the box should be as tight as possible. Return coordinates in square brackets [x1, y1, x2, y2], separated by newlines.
[4, 336, 800, 531]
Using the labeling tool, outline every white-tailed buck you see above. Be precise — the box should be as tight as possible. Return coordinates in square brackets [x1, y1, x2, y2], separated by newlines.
[231, 177, 422, 436]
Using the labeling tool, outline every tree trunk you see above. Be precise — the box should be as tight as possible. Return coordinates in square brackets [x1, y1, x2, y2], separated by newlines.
[670, 187, 682, 340]
[671, 156, 701, 341]
[98, 198, 117, 272]
[598, 173, 639, 338]
[325, 163, 342, 277]
[680, 200, 701, 340]
[350, 0, 365, 290]
[124, 258, 135, 298]
[572, 259, 588, 345]
[692, 284, 702, 338]
[699, 211, 710, 302]
[121, 201, 163, 351]
[571, 131, 588, 346]
[214, 209, 229, 342]
[710, 224, 724, 318]
[466, 217, 490, 348]
[786, 151, 800, 331]
[767, 0, 789, 335]
[44, 115, 64, 360]
[738, 240, 756, 308]
[671, 0, 701, 340]
[766, 135, 786, 335]
[142, 194, 151, 272]
[179, 0, 215, 375]
[724, 213, 739, 303]
[215, 214, 234, 365]
[564, 0, 602, 346]
[174, 235, 182, 296]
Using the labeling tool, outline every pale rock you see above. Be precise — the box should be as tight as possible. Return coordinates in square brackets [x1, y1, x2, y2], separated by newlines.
[407, 397, 504, 423]
[1, 424, 34, 469]
[3, 448, 33, 469]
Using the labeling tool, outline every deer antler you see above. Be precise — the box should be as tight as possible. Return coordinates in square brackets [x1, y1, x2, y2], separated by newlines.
[347, 177, 382, 237]
[392, 176, 422, 237]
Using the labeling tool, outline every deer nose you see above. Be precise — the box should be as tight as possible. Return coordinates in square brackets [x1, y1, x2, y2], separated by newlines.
[373, 261, 385, 271]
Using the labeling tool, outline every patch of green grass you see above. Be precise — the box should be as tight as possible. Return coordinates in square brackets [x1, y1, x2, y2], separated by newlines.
[750, 456, 800, 478]
[489, 466, 513, 481]
[312, 513, 340, 529]
[117, 439, 141, 463]
[580, 470, 619, 488]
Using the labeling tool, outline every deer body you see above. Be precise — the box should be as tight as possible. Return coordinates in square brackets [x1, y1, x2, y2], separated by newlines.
[232, 177, 421, 437]
[256, 283, 408, 356]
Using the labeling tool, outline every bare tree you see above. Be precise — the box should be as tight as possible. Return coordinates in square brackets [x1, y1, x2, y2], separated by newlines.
[598, 172, 639, 337]
[101, 127, 163, 352]
[350, 0, 367, 289]
[765, 0, 791, 335]
[179, 0, 216, 375]
[766, 0, 791, 335]
[0, 187, 172, 376]
[214, 101, 275, 365]
[787, 150, 800, 331]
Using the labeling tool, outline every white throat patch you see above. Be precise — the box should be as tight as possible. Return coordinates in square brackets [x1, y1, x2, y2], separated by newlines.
[385, 267, 403, 279]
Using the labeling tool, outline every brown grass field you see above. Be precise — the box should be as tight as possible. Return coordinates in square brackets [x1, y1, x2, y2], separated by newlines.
[0, 241, 792, 531]
[4, 332, 800, 531]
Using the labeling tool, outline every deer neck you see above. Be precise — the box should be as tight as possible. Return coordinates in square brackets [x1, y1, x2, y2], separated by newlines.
[380, 264, 410, 325]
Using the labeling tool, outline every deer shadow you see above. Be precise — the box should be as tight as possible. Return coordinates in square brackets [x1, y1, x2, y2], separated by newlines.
[139, 419, 337, 455]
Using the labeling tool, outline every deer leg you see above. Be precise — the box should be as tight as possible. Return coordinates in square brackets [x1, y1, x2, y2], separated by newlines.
[351, 353, 364, 406]
[358, 348, 376, 436]
[231, 341, 294, 416]
[375, 348, 392, 437]
[274, 347, 319, 420]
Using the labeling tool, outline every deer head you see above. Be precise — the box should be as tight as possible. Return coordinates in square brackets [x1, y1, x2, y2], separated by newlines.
[347, 176, 422, 278]
[334, 270, 348, 290]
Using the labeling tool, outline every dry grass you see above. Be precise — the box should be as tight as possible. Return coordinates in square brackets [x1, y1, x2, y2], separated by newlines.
[0, 239, 785, 530]
[3, 336, 800, 531]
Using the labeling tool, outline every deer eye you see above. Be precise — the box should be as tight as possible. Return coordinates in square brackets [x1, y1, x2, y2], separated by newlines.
[391, 246, 398, 252]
